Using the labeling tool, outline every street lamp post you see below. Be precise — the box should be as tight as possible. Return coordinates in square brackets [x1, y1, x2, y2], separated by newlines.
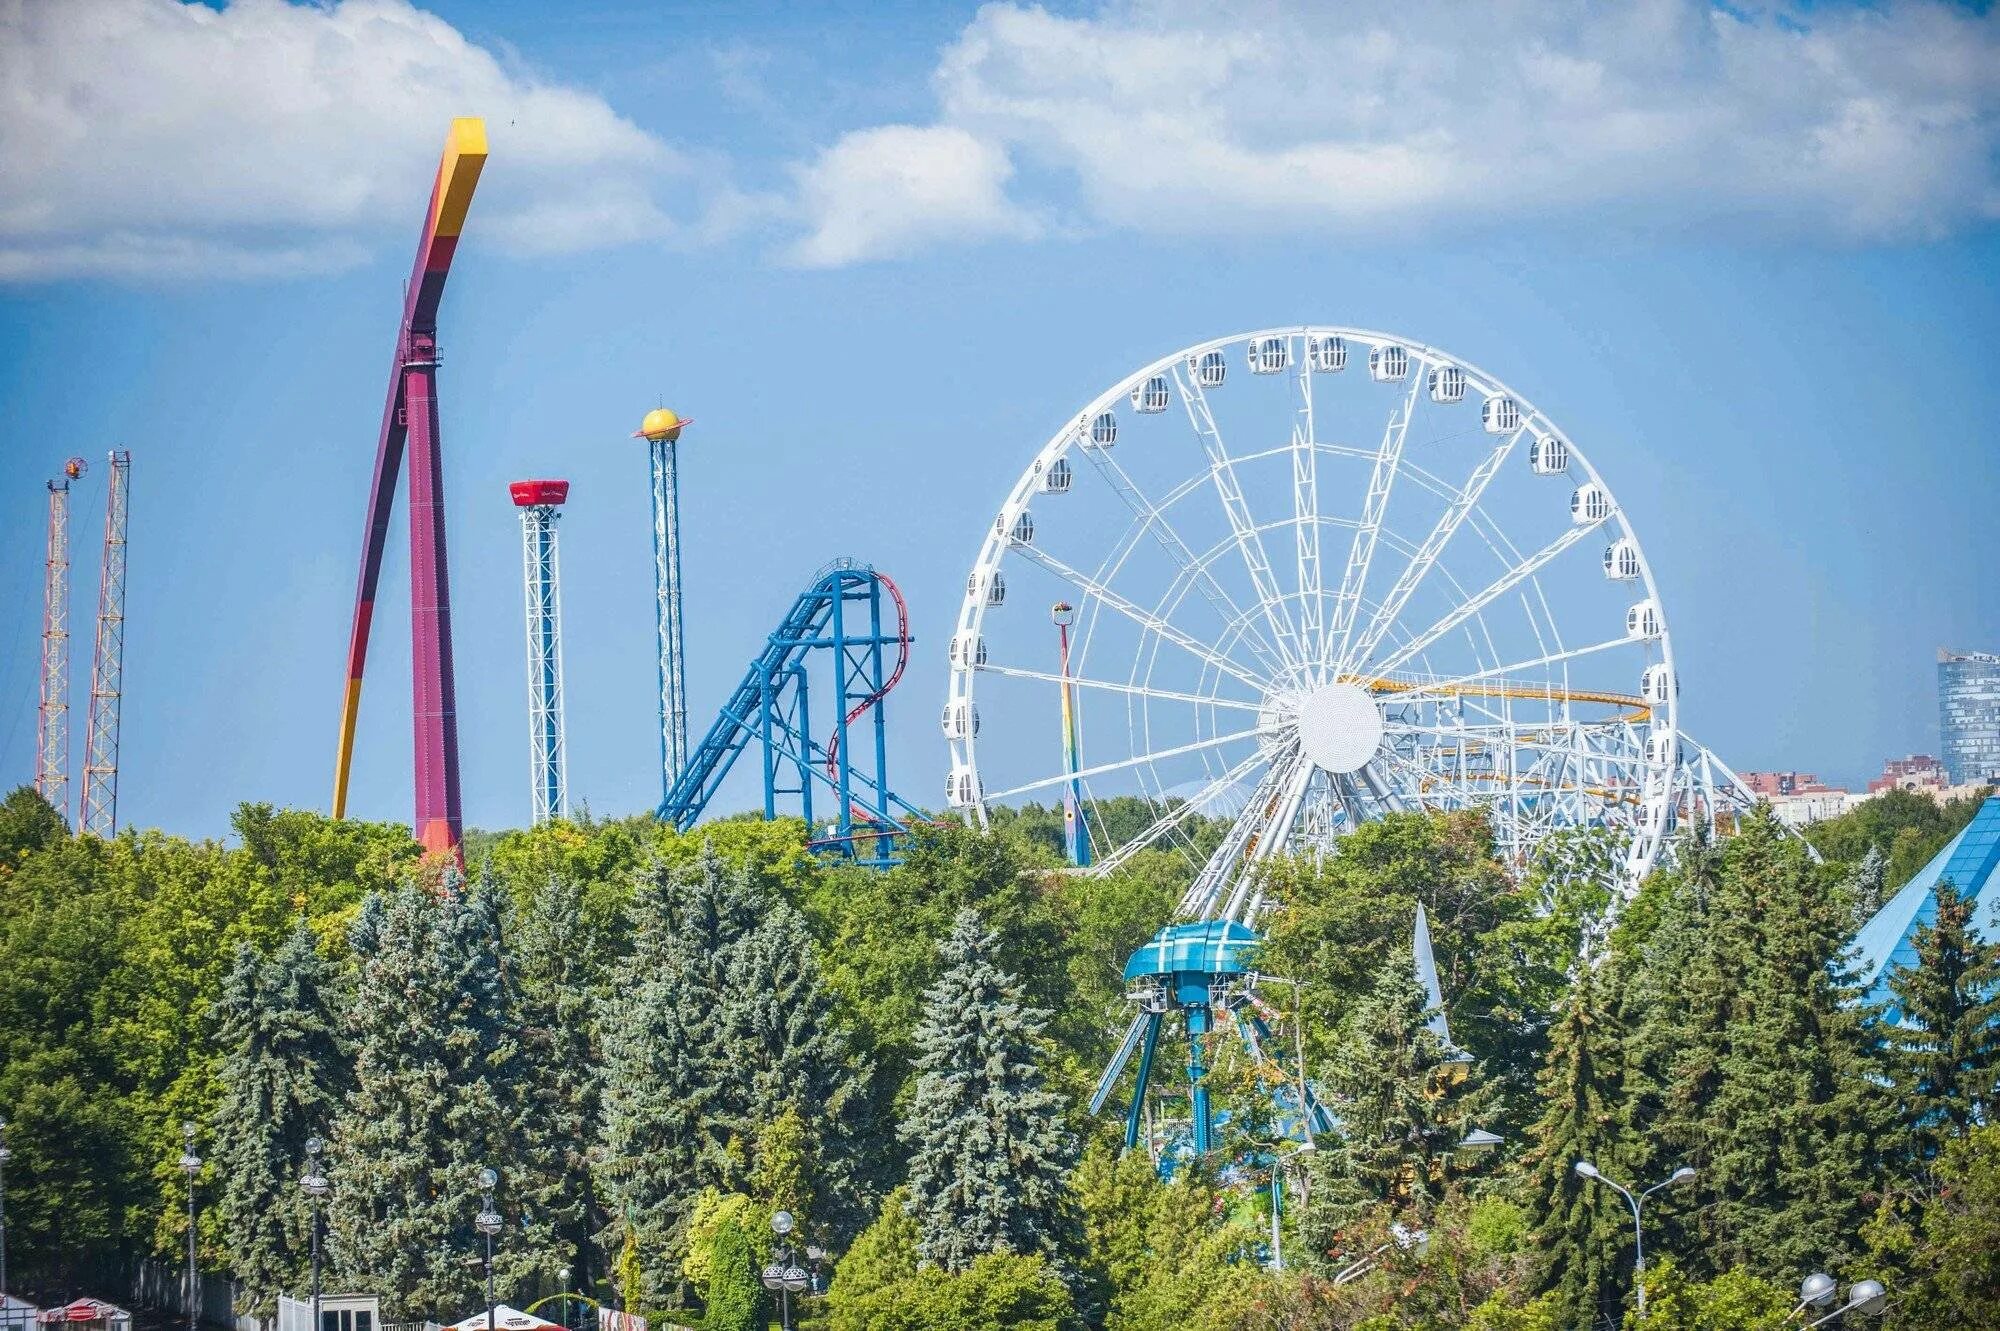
[179, 1124, 202, 1331]
[557, 1268, 570, 1331]
[1796, 1272, 1890, 1326]
[302, 1138, 329, 1331]
[475, 1168, 502, 1331]
[759, 1211, 811, 1331]
[1573, 1161, 1695, 1319]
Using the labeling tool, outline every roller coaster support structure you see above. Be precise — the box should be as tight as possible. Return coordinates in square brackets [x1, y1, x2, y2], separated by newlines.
[658, 560, 921, 868]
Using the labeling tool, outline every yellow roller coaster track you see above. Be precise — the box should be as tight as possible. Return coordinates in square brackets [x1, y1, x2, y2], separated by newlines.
[1350, 672, 1652, 723]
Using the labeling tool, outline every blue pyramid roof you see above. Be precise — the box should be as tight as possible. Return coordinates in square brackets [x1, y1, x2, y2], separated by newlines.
[1853, 796, 2000, 1022]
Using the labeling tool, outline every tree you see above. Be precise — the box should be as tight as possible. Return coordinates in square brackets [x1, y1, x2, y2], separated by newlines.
[1520, 957, 1630, 1328]
[1848, 845, 1889, 927]
[720, 895, 874, 1239]
[327, 876, 518, 1319]
[1894, 1124, 2000, 1326]
[507, 872, 603, 1284]
[1312, 943, 1481, 1236]
[212, 922, 346, 1315]
[901, 907, 1074, 1274]
[828, 1187, 920, 1309]
[828, 1253, 1076, 1331]
[0, 784, 67, 875]
[700, 1216, 764, 1331]
[1883, 879, 2000, 1162]
[596, 860, 728, 1305]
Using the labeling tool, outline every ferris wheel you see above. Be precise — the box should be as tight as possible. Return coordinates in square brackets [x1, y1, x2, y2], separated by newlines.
[944, 326, 1681, 894]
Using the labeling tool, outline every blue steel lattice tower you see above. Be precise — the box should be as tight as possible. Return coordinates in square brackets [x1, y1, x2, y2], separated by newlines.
[511, 479, 570, 824]
[635, 409, 692, 804]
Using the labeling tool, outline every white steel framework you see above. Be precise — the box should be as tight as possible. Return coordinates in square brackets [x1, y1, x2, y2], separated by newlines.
[36, 467, 78, 825]
[518, 494, 569, 824]
[948, 326, 1688, 913]
[648, 438, 688, 802]
[81, 449, 130, 838]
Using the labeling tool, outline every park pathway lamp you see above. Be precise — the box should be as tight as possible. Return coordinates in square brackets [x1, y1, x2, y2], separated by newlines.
[302, 1138, 330, 1331]
[1573, 1161, 1694, 1319]
[179, 1123, 202, 1331]
[1797, 1273, 1889, 1326]
[475, 1168, 502, 1331]
[759, 1211, 811, 1331]
[0, 1114, 11, 1301]
[557, 1267, 570, 1331]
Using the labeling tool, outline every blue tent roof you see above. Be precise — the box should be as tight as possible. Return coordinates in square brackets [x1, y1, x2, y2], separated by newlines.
[1853, 795, 2000, 1022]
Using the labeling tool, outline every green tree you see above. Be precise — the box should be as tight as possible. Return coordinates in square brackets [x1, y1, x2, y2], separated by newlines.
[212, 922, 346, 1315]
[1521, 957, 1631, 1327]
[901, 908, 1074, 1274]
[700, 1216, 763, 1331]
[828, 1252, 1076, 1331]
[0, 784, 67, 876]
[327, 875, 519, 1318]
[1882, 879, 2000, 1162]
[507, 872, 604, 1284]
[828, 1187, 920, 1308]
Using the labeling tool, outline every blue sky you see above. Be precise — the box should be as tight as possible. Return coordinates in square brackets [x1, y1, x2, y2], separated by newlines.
[1, 0, 1996, 838]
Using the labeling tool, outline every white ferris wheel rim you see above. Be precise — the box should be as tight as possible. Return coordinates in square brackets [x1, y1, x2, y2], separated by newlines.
[946, 324, 1680, 879]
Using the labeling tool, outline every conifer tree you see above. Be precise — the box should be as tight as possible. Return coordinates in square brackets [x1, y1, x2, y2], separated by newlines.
[212, 921, 346, 1316]
[1317, 943, 1479, 1228]
[721, 894, 873, 1239]
[1884, 880, 2000, 1161]
[1849, 844, 1890, 927]
[508, 873, 603, 1285]
[1650, 811, 1886, 1277]
[327, 875, 518, 1318]
[901, 907, 1074, 1273]
[595, 860, 723, 1305]
[1521, 957, 1631, 1328]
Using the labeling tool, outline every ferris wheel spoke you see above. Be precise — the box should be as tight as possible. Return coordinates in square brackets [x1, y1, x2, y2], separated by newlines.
[1326, 374, 1423, 672]
[1342, 429, 1526, 673]
[1382, 635, 1636, 707]
[1080, 447, 1291, 677]
[1291, 358, 1325, 666]
[1014, 544, 1269, 693]
[1173, 366, 1305, 670]
[981, 662, 1263, 713]
[979, 724, 1264, 804]
[1363, 518, 1603, 679]
[1086, 747, 1270, 877]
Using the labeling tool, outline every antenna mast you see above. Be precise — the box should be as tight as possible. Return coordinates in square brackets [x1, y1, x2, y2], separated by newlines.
[82, 449, 131, 837]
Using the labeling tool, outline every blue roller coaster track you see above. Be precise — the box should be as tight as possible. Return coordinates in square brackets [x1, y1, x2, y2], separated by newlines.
[656, 559, 923, 868]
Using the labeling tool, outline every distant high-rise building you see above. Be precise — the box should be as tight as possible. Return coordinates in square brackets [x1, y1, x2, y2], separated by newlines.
[1939, 649, 2000, 786]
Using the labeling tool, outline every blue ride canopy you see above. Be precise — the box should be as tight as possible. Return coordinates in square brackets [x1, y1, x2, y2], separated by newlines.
[1851, 794, 2000, 1024]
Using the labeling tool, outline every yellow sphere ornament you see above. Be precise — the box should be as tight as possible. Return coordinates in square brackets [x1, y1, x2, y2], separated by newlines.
[635, 407, 690, 443]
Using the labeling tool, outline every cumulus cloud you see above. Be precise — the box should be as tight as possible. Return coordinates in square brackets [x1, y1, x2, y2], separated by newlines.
[786, 124, 1040, 266]
[789, 0, 2000, 262]
[0, 0, 702, 280]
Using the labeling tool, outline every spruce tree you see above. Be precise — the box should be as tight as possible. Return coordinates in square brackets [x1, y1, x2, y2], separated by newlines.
[1663, 811, 1886, 1277]
[721, 894, 873, 1239]
[508, 873, 603, 1285]
[1884, 880, 2000, 1161]
[1849, 844, 1890, 928]
[212, 921, 346, 1316]
[1316, 943, 1479, 1230]
[327, 875, 519, 1318]
[1521, 957, 1631, 1328]
[901, 907, 1074, 1273]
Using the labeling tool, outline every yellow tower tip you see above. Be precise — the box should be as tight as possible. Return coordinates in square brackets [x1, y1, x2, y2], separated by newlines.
[636, 407, 689, 443]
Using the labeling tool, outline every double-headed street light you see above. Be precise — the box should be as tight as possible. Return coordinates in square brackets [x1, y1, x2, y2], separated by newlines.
[1796, 1272, 1890, 1326]
[759, 1211, 812, 1331]
[302, 1138, 330, 1331]
[475, 1168, 502, 1331]
[1573, 1161, 1695, 1319]
[179, 1124, 202, 1331]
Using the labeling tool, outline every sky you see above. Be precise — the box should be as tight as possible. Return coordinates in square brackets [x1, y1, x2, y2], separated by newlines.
[0, 0, 1996, 840]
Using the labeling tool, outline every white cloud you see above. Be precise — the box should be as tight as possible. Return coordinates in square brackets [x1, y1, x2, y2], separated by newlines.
[786, 123, 1040, 267]
[788, 0, 2000, 263]
[0, 0, 700, 279]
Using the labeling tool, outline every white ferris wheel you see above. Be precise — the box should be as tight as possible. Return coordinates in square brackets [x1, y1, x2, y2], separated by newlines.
[944, 326, 1683, 898]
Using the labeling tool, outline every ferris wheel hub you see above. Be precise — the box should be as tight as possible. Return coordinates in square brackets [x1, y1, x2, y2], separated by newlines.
[1294, 680, 1384, 775]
